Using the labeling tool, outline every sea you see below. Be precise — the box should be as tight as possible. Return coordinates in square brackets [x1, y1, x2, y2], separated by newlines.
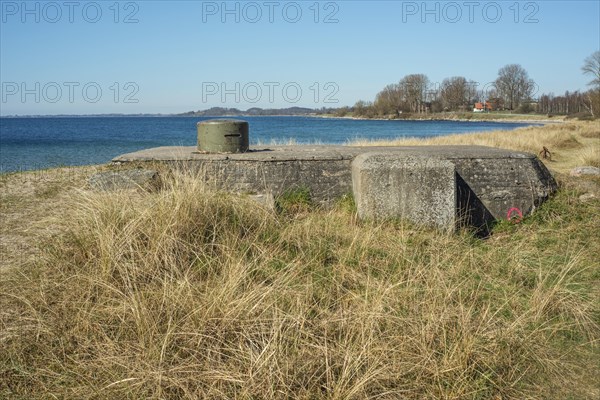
[0, 116, 538, 173]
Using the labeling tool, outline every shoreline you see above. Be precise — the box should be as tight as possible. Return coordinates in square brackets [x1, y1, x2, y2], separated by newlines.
[309, 114, 564, 125]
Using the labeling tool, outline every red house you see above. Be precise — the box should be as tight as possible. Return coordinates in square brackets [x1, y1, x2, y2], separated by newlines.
[474, 102, 493, 112]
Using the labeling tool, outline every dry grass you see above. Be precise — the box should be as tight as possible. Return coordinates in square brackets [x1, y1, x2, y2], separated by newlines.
[1, 121, 599, 398]
[576, 146, 600, 168]
[0, 165, 105, 274]
[350, 121, 599, 174]
[1, 164, 599, 399]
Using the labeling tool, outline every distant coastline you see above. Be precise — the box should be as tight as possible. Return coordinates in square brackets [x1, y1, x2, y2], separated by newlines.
[310, 114, 558, 125]
[1, 106, 562, 125]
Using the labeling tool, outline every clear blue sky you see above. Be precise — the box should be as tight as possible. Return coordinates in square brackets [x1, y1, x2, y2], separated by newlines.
[1, 0, 599, 115]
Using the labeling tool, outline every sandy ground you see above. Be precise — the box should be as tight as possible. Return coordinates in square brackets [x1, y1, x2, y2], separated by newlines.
[0, 166, 103, 274]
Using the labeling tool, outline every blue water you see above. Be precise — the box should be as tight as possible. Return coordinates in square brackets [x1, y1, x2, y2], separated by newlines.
[0, 116, 537, 173]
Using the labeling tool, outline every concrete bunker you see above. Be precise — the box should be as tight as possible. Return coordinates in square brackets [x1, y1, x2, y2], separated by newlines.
[113, 119, 557, 232]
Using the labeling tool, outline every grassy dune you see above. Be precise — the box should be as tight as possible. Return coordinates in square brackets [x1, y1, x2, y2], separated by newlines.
[351, 121, 599, 173]
[1, 121, 599, 399]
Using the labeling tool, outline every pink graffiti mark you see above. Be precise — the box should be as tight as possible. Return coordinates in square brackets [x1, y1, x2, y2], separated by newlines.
[507, 207, 523, 224]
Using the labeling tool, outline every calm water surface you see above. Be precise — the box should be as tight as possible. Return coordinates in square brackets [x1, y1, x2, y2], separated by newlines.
[0, 116, 537, 172]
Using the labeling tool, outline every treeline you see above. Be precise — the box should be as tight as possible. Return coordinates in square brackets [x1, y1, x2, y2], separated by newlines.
[345, 64, 537, 118]
[342, 55, 599, 119]
[537, 91, 593, 115]
[537, 52, 600, 117]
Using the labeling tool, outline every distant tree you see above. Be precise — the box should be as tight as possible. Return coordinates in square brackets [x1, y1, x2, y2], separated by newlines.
[333, 106, 350, 117]
[353, 100, 374, 117]
[535, 90, 590, 115]
[374, 83, 405, 116]
[581, 51, 600, 117]
[399, 74, 430, 113]
[516, 102, 534, 114]
[440, 77, 474, 111]
[582, 51, 600, 88]
[494, 64, 535, 110]
[429, 99, 444, 113]
[582, 91, 599, 118]
[466, 81, 479, 105]
[425, 87, 442, 112]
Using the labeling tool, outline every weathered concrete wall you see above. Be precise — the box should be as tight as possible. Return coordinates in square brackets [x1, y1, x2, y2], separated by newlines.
[452, 156, 556, 223]
[114, 145, 359, 204]
[352, 153, 456, 230]
[88, 169, 160, 191]
[350, 149, 556, 231]
[113, 144, 557, 229]
[174, 159, 353, 204]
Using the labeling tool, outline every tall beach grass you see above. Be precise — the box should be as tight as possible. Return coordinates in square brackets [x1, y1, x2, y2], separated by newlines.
[1, 120, 599, 399]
